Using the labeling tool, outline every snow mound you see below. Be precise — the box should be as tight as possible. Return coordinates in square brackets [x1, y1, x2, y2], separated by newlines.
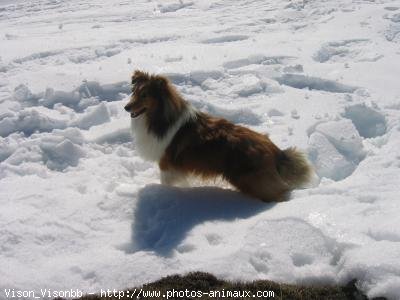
[342, 104, 387, 138]
[228, 74, 266, 97]
[236, 218, 341, 284]
[40, 136, 85, 171]
[17, 81, 130, 112]
[0, 100, 114, 137]
[13, 84, 37, 103]
[0, 128, 85, 174]
[190, 98, 262, 125]
[89, 125, 131, 145]
[70, 102, 110, 130]
[0, 107, 69, 137]
[308, 120, 365, 181]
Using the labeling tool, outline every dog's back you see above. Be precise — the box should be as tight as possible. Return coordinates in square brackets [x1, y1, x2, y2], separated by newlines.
[160, 112, 311, 202]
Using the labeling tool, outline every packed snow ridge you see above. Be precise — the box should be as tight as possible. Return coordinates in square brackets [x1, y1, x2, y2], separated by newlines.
[1, 0, 400, 299]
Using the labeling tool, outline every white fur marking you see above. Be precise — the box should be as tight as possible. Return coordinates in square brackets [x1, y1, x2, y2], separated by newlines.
[131, 106, 196, 162]
[160, 169, 189, 186]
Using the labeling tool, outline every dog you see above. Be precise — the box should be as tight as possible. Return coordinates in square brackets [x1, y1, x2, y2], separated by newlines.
[124, 70, 312, 202]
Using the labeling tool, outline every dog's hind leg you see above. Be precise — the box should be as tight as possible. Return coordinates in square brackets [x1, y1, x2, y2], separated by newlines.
[230, 170, 290, 202]
[160, 168, 189, 187]
[159, 155, 189, 187]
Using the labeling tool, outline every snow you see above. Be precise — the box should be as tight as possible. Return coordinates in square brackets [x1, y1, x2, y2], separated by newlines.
[343, 104, 387, 138]
[308, 131, 357, 181]
[0, 0, 400, 299]
[275, 74, 358, 93]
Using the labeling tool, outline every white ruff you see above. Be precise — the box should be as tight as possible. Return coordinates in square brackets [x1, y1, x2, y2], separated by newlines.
[131, 106, 196, 162]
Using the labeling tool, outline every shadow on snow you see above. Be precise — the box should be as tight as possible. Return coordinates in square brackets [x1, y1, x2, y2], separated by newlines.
[124, 184, 273, 256]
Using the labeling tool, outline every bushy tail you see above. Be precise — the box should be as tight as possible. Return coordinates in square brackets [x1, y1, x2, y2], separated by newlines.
[278, 147, 313, 189]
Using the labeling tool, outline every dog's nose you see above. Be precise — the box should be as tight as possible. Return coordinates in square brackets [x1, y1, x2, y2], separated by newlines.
[124, 104, 131, 112]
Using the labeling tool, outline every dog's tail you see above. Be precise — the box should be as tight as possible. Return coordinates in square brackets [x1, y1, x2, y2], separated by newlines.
[277, 147, 313, 189]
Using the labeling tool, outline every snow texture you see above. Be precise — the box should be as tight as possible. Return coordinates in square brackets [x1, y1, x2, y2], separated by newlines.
[0, 0, 400, 299]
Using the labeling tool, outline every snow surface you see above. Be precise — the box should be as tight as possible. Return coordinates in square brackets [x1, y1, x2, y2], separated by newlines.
[1, 0, 400, 299]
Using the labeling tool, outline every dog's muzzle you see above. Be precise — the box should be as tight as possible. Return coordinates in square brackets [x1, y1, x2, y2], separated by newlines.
[129, 108, 146, 118]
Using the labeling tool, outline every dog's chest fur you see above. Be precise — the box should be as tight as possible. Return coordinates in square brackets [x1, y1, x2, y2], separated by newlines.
[130, 107, 195, 162]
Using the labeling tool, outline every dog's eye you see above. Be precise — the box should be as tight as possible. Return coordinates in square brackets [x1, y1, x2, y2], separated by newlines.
[140, 92, 148, 98]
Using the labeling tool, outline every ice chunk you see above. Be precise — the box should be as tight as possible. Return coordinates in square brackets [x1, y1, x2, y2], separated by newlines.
[308, 119, 366, 180]
[72, 102, 110, 130]
[229, 74, 265, 97]
[13, 84, 36, 102]
[309, 132, 356, 181]
[40, 87, 81, 108]
[315, 119, 365, 161]
[41, 139, 85, 171]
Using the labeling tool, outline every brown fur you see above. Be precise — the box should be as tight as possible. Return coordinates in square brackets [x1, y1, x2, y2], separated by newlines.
[125, 70, 312, 202]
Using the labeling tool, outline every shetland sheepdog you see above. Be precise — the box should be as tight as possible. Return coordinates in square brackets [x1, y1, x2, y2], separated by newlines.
[124, 70, 312, 202]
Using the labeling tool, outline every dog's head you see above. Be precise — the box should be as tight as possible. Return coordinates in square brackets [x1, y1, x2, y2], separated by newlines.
[124, 70, 183, 120]
[124, 70, 159, 118]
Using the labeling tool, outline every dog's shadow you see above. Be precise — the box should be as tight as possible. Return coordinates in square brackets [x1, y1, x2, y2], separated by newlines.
[123, 184, 274, 256]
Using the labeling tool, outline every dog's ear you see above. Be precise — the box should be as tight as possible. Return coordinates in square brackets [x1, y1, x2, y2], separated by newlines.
[151, 75, 169, 91]
[131, 70, 149, 85]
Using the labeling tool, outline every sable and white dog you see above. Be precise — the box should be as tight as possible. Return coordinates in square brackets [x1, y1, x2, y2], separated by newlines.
[125, 70, 312, 202]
